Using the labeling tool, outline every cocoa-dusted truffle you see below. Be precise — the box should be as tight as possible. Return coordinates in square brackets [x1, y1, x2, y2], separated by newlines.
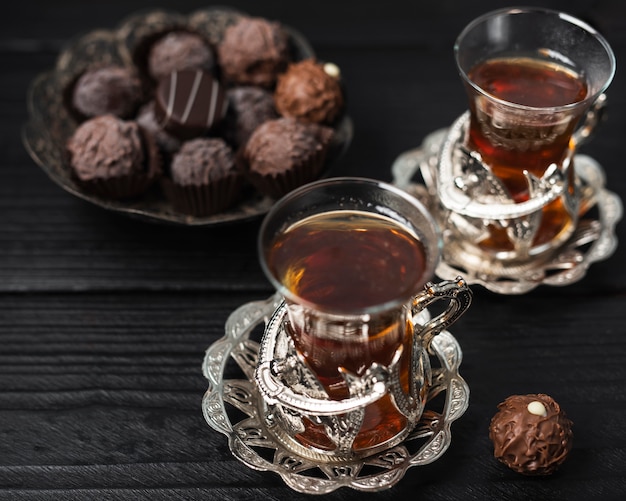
[223, 86, 279, 148]
[154, 69, 227, 140]
[489, 394, 573, 476]
[147, 31, 215, 82]
[162, 137, 243, 216]
[217, 17, 291, 88]
[136, 101, 181, 158]
[243, 117, 333, 198]
[275, 59, 344, 124]
[67, 114, 161, 199]
[71, 65, 142, 119]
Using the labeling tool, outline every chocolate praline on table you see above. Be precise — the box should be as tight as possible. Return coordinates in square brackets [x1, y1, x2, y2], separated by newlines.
[243, 117, 334, 198]
[153, 69, 227, 140]
[162, 137, 243, 216]
[222, 86, 279, 148]
[66, 114, 161, 199]
[274, 59, 345, 125]
[489, 393, 573, 476]
[70, 65, 142, 119]
[147, 30, 215, 82]
[217, 16, 291, 88]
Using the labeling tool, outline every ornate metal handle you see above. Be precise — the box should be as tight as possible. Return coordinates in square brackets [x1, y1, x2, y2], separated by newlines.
[412, 277, 472, 351]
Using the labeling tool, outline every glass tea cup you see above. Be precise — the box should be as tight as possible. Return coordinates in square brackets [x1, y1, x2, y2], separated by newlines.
[255, 177, 472, 460]
[451, 7, 615, 259]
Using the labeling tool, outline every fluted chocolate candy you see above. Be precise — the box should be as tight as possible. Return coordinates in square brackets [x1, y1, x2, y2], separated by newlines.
[489, 394, 573, 475]
[154, 69, 227, 140]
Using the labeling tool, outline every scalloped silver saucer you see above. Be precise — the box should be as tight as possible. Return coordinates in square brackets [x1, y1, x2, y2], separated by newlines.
[392, 126, 622, 294]
[201, 294, 469, 494]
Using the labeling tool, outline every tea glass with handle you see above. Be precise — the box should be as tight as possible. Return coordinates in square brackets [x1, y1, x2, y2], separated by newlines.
[255, 177, 472, 461]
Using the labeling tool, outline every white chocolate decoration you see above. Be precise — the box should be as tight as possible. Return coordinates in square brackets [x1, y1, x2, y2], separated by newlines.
[527, 401, 548, 417]
[323, 62, 340, 79]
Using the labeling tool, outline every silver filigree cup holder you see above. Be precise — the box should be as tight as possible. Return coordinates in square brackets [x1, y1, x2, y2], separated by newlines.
[392, 114, 622, 294]
[202, 294, 469, 494]
[202, 177, 472, 493]
[393, 8, 621, 294]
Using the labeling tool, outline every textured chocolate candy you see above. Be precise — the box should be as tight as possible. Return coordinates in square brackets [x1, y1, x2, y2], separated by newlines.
[154, 69, 227, 140]
[222, 86, 278, 148]
[162, 137, 243, 216]
[274, 59, 345, 124]
[489, 394, 573, 475]
[147, 31, 215, 82]
[243, 117, 333, 198]
[66, 114, 161, 199]
[136, 101, 181, 158]
[71, 65, 142, 119]
[217, 17, 291, 88]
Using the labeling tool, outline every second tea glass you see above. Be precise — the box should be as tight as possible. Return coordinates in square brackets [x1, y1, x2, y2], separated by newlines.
[442, 7, 616, 261]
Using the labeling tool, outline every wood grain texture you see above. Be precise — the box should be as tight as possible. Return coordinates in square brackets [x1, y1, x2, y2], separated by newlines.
[1, 0, 626, 499]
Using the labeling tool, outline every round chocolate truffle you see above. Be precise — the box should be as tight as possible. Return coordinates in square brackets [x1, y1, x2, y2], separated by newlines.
[217, 17, 291, 88]
[489, 394, 573, 476]
[243, 117, 334, 198]
[154, 69, 227, 140]
[67, 114, 160, 199]
[136, 101, 181, 158]
[163, 137, 242, 216]
[147, 30, 215, 82]
[223, 86, 279, 148]
[275, 59, 345, 124]
[71, 65, 142, 119]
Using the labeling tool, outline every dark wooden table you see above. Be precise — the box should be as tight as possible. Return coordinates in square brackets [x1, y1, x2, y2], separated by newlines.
[2, 0, 625, 499]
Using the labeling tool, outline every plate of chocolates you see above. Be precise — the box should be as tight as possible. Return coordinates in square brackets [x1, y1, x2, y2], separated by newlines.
[23, 6, 352, 225]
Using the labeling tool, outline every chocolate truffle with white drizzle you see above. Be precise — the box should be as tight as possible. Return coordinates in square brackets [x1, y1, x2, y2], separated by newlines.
[154, 69, 227, 140]
[489, 393, 573, 475]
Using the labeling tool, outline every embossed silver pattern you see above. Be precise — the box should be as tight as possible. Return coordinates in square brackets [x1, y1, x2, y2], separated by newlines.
[391, 116, 622, 295]
[202, 295, 469, 494]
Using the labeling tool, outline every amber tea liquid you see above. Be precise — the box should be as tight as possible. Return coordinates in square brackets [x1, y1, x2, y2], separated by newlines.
[267, 210, 427, 451]
[466, 56, 588, 251]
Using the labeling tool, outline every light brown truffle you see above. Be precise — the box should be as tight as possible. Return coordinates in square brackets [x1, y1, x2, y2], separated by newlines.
[274, 59, 344, 124]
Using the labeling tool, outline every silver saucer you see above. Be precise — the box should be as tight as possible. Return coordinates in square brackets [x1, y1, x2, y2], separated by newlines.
[392, 127, 623, 294]
[202, 294, 469, 494]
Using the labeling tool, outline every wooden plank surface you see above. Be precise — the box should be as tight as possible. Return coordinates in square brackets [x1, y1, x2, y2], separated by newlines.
[1, 0, 626, 499]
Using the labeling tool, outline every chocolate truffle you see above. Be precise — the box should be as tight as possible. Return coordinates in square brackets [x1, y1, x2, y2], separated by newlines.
[223, 86, 279, 148]
[71, 65, 142, 119]
[243, 117, 334, 198]
[67, 114, 161, 199]
[154, 69, 227, 140]
[136, 101, 181, 158]
[275, 59, 345, 124]
[489, 394, 573, 476]
[217, 17, 291, 88]
[162, 137, 243, 216]
[147, 30, 215, 82]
